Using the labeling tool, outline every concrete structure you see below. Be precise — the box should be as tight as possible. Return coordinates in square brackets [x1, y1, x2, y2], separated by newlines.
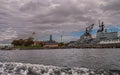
[44, 43, 58, 48]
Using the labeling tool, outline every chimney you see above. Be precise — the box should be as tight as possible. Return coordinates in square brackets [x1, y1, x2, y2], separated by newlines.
[50, 34, 52, 41]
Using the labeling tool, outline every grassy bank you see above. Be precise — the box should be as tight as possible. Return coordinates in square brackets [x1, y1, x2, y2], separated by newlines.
[15, 45, 43, 50]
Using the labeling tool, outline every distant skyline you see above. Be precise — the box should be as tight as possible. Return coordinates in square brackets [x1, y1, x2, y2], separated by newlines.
[0, 0, 120, 42]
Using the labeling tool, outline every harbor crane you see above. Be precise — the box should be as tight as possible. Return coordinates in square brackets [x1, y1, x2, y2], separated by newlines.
[79, 24, 94, 44]
[84, 24, 94, 36]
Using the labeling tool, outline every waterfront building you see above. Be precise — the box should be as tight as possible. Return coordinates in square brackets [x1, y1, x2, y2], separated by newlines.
[34, 41, 45, 46]
[0, 43, 13, 48]
[0, 43, 14, 50]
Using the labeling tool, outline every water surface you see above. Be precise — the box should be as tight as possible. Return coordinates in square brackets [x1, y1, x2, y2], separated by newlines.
[0, 48, 120, 70]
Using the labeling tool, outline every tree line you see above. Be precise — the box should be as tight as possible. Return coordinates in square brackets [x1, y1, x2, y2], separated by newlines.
[11, 37, 34, 46]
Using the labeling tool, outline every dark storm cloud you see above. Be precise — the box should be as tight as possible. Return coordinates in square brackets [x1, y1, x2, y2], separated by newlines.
[0, 0, 120, 41]
[101, 0, 120, 11]
[99, 0, 120, 25]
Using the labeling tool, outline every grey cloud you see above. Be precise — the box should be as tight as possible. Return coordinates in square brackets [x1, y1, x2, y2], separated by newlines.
[0, 0, 120, 42]
[20, 1, 50, 12]
[98, 0, 120, 25]
[27, 0, 96, 25]
[101, 0, 120, 11]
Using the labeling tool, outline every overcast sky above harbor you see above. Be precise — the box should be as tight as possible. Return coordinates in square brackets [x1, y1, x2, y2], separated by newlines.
[0, 0, 120, 42]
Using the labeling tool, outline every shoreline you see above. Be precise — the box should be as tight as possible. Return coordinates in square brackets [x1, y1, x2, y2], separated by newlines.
[1, 46, 120, 50]
[17, 43, 120, 50]
[1, 43, 120, 50]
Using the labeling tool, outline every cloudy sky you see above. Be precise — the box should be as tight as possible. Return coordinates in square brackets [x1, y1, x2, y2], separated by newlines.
[0, 0, 120, 42]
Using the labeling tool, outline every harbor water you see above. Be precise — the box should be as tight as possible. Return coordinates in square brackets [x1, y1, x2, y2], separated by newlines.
[0, 49, 120, 75]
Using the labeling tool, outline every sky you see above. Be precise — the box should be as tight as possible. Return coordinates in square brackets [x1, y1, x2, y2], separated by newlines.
[0, 0, 120, 43]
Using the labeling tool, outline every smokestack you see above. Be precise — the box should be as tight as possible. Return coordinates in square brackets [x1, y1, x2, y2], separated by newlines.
[50, 34, 52, 41]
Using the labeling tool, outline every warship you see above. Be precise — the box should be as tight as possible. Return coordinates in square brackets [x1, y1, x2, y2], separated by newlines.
[69, 21, 120, 48]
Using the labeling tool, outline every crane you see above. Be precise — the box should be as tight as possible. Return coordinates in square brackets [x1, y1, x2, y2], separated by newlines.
[79, 24, 94, 44]
[84, 24, 94, 36]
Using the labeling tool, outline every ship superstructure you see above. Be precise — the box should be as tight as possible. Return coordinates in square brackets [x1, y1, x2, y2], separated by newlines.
[78, 24, 94, 44]
[69, 21, 120, 47]
[96, 21, 120, 46]
[96, 22, 118, 43]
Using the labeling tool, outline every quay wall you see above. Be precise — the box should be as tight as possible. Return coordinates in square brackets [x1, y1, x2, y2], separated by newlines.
[76, 43, 120, 48]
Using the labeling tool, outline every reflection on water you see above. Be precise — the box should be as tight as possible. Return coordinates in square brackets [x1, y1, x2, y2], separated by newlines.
[0, 49, 120, 70]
